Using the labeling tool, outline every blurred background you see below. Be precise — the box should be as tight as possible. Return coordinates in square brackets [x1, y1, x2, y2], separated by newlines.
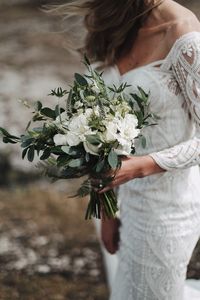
[0, 1, 200, 300]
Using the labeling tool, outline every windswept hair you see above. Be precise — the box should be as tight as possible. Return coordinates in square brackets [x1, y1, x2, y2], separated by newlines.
[48, 0, 164, 65]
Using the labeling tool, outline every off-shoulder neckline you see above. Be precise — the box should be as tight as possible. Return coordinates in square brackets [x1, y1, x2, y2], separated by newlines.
[114, 31, 200, 78]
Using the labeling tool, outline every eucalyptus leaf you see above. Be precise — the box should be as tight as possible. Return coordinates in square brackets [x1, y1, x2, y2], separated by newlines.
[74, 73, 88, 86]
[22, 147, 29, 159]
[137, 86, 149, 102]
[86, 135, 101, 145]
[34, 101, 42, 111]
[68, 158, 84, 168]
[0, 127, 20, 139]
[40, 148, 51, 160]
[108, 150, 118, 169]
[3, 137, 18, 144]
[41, 107, 56, 119]
[27, 145, 35, 162]
[61, 146, 80, 156]
[95, 159, 105, 173]
[21, 138, 34, 148]
[57, 155, 71, 167]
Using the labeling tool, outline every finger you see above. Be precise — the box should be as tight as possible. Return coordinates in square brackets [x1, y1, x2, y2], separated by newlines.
[98, 177, 122, 193]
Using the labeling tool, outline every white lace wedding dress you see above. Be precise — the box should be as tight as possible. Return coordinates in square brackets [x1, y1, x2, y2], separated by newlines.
[98, 31, 200, 300]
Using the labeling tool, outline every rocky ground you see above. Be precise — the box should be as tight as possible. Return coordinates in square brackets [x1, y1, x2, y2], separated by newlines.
[0, 1, 200, 300]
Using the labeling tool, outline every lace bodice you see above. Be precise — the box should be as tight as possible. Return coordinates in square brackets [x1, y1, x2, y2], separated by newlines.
[100, 31, 200, 172]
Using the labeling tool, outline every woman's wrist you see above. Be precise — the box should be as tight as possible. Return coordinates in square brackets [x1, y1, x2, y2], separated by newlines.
[128, 155, 165, 179]
[139, 155, 166, 177]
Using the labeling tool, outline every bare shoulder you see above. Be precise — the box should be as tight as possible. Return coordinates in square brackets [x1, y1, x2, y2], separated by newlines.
[162, 1, 200, 48]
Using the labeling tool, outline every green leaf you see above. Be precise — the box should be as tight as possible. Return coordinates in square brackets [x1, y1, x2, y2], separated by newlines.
[57, 155, 71, 167]
[22, 147, 29, 159]
[84, 54, 91, 66]
[50, 146, 63, 155]
[137, 86, 149, 103]
[49, 87, 67, 98]
[25, 120, 31, 131]
[34, 101, 42, 111]
[55, 105, 65, 118]
[74, 73, 88, 86]
[21, 138, 34, 148]
[40, 148, 51, 160]
[32, 127, 43, 133]
[95, 159, 105, 173]
[130, 93, 144, 115]
[41, 107, 56, 119]
[0, 127, 20, 139]
[108, 150, 118, 169]
[68, 158, 84, 168]
[3, 137, 18, 144]
[27, 145, 35, 162]
[61, 146, 79, 156]
[86, 135, 101, 145]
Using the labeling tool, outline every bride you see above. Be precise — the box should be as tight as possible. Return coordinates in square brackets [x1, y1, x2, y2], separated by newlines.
[55, 0, 200, 299]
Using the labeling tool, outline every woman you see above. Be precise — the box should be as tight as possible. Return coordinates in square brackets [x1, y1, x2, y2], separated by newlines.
[54, 0, 200, 299]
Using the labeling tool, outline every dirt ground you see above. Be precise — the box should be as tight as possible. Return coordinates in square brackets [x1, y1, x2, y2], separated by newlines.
[0, 186, 108, 300]
[0, 1, 200, 300]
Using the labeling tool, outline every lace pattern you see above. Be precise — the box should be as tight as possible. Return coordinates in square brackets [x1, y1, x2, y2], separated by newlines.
[100, 32, 200, 300]
[150, 32, 200, 170]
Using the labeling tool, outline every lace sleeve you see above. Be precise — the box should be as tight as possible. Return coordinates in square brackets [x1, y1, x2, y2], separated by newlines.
[150, 32, 200, 171]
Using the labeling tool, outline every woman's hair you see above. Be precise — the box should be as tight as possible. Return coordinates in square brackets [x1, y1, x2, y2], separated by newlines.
[49, 0, 164, 65]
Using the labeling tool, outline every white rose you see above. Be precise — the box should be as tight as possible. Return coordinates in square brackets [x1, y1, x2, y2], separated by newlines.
[103, 118, 119, 142]
[116, 114, 140, 143]
[114, 142, 132, 156]
[53, 134, 69, 146]
[66, 111, 95, 144]
[65, 132, 80, 146]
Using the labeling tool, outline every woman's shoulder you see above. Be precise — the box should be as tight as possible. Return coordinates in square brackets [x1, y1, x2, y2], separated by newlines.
[164, 2, 200, 49]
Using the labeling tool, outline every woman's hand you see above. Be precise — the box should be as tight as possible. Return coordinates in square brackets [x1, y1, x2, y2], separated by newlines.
[101, 217, 120, 254]
[99, 155, 165, 193]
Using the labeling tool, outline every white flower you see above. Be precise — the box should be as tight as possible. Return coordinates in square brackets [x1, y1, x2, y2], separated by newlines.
[65, 109, 94, 146]
[93, 105, 100, 117]
[117, 114, 139, 142]
[74, 101, 83, 109]
[104, 121, 118, 142]
[53, 134, 69, 146]
[114, 142, 132, 155]
[104, 114, 139, 139]
[65, 132, 80, 146]
[54, 112, 69, 126]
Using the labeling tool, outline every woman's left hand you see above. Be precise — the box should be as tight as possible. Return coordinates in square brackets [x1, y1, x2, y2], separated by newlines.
[99, 155, 165, 193]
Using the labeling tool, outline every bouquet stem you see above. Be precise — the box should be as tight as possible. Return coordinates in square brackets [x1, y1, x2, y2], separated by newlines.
[85, 189, 118, 219]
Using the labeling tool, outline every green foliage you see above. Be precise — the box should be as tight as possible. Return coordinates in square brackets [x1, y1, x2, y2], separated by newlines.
[108, 150, 118, 169]
[49, 87, 67, 98]
[0, 57, 160, 220]
[75, 73, 88, 86]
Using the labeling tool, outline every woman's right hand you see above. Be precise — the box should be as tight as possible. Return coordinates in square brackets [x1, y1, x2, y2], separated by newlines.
[101, 217, 120, 254]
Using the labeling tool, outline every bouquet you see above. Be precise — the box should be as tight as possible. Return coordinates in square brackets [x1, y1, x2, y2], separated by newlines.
[0, 58, 157, 219]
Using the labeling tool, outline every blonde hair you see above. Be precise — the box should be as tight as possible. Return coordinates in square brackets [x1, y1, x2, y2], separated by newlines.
[48, 0, 164, 65]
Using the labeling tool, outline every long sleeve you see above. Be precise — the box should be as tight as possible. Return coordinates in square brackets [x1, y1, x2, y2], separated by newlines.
[150, 32, 200, 171]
